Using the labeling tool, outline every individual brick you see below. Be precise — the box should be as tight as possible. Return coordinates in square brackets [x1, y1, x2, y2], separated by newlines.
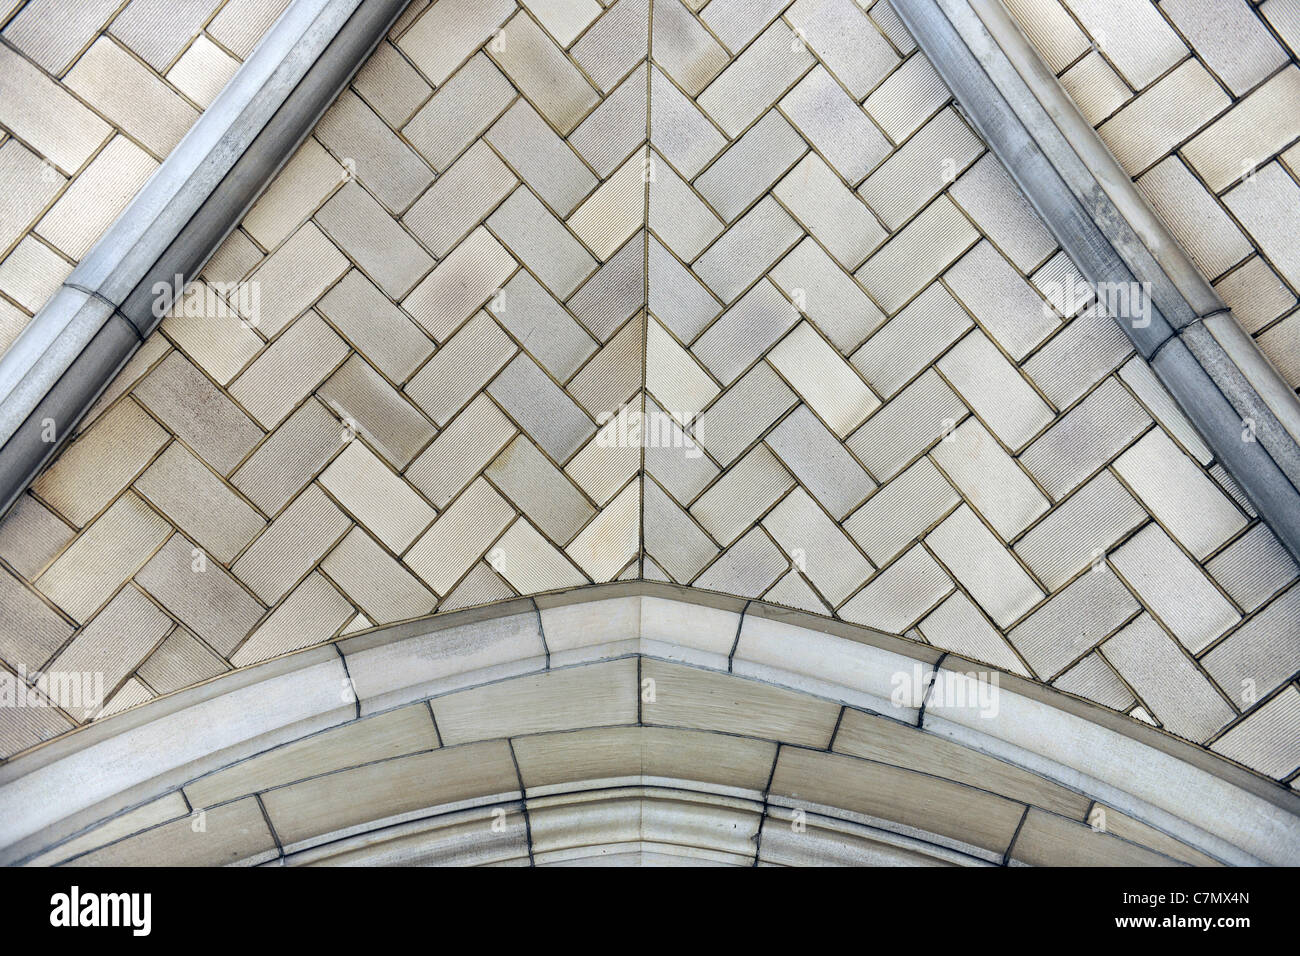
[691, 444, 793, 547]
[568, 317, 644, 419]
[134, 443, 266, 564]
[649, 65, 726, 179]
[35, 136, 155, 260]
[351, 40, 433, 128]
[943, 241, 1059, 361]
[5, 0, 120, 73]
[488, 188, 596, 299]
[63, 37, 199, 157]
[1202, 586, 1300, 708]
[838, 544, 952, 632]
[0, 494, 74, 580]
[317, 354, 437, 470]
[485, 435, 595, 545]
[0, 46, 110, 173]
[0, 236, 72, 314]
[774, 154, 888, 269]
[491, 518, 587, 593]
[134, 352, 265, 476]
[848, 369, 966, 483]
[643, 478, 718, 582]
[405, 311, 516, 426]
[1097, 60, 1228, 176]
[572, 0, 648, 92]
[135, 535, 265, 657]
[768, 322, 880, 438]
[696, 20, 814, 138]
[651, 0, 729, 96]
[859, 108, 983, 230]
[0, 142, 66, 254]
[568, 62, 648, 178]
[566, 151, 646, 261]
[403, 141, 517, 258]
[403, 479, 515, 595]
[1108, 524, 1240, 653]
[1008, 567, 1139, 678]
[36, 493, 172, 624]
[322, 527, 436, 623]
[648, 151, 723, 263]
[44, 586, 173, 707]
[1222, 163, 1300, 289]
[1058, 50, 1132, 125]
[31, 398, 169, 528]
[856, 196, 979, 315]
[1061, 0, 1188, 89]
[765, 405, 875, 520]
[316, 270, 435, 384]
[761, 487, 872, 605]
[397, 0, 516, 85]
[1210, 686, 1300, 778]
[863, 53, 949, 144]
[159, 283, 264, 387]
[1113, 429, 1247, 560]
[769, 238, 885, 353]
[166, 34, 243, 108]
[851, 283, 971, 398]
[926, 505, 1044, 629]
[319, 441, 435, 553]
[231, 399, 343, 515]
[917, 592, 1029, 676]
[402, 228, 518, 341]
[693, 527, 789, 596]
[488, 354, 597, 463]
[405, 395, 517, 509]
[642, 314, 717, 418]
[949, 153, 1057, 273]
[930, 418, 1049, 540]
[137, 627, 229, 695]
[231, 572, 355, 666]
[231, 484, 352, 605]
[228, 312, 350, 429]
[1013, 470, 1146, 591]
[844, 457, 959, 567]
[489, 12, 600, 134]
[242, 222, 350, 337]
[785, 0, 899, 98]
[937, 329, 1054, 451]
[315, 181, 434, 299]
[1101, 614, 1235, 742]
[1182, 67, 1300, 192]
[0, 566, 74, 674]
[647, 237, 722, 342]
[317, 90, 434, 212]
[694, 110, 806, 223]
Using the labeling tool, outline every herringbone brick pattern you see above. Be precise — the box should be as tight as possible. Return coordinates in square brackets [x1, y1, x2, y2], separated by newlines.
[0, 0, 293, 351]
[1001, 0, 1300, 795]
[0, 0, 1294, 788]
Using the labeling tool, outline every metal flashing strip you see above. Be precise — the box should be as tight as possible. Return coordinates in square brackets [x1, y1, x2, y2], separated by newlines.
[891, 0, 1300, 565]
[0, 0, 411, 520]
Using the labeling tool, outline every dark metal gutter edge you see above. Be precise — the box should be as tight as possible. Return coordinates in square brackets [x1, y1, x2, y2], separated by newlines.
[0, 0, 411, 519]
[892, 0, 1300, 565]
